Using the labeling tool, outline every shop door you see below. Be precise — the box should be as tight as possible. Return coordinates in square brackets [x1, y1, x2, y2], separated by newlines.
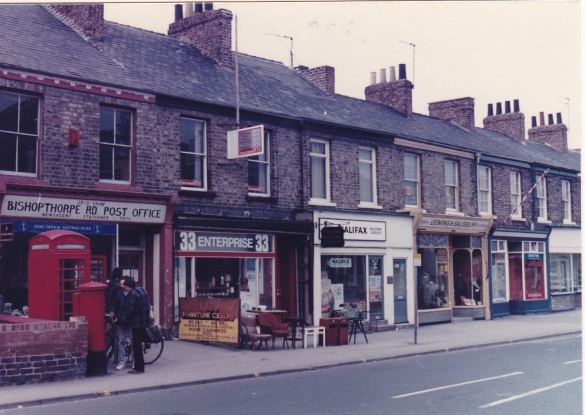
[119, 251, 143, 283]
[393, 259, 408, 323]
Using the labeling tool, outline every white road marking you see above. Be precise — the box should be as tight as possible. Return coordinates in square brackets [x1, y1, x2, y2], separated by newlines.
[479, 377, 582, 408]
[562, 360, 581, 365]
[392, 372, 523, 399]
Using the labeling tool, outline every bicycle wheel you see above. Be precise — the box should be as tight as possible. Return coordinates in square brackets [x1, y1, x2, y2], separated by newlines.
[105, 331, 115, 362]
[143, 338, 164, 364]
[362, 311, 379, 334]
[229, 321, 249, 349]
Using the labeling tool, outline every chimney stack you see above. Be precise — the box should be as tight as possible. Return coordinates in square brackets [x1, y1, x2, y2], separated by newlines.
[487, 104, 493, 117]
[168, 3, 234, 68]
[298, 66, 336, 95]
[364, 63, 413, 118]
[429, 97, 475, 132]
[47, 4, 104, 41]
[175, 4, 183, 21]
[528, 111, 568, 152]
[380, 68, 387, 83]
[194, 3, 203, 13]
[483, 99, 525, 141]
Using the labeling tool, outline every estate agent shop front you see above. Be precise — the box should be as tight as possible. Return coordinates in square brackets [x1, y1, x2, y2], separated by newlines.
[313, 211, 414, 326]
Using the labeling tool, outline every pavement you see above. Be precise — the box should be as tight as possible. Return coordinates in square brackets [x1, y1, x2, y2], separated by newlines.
[0, 309, 581, 410]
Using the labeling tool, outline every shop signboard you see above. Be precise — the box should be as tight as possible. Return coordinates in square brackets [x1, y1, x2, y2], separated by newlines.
[11, 220, 117, 235]
[179, 297, 240, 343]
[1, 195, 166, 224]
[317, 218, 386, 242]
[321, 225, 345, 247]
[227, 125, 264, 159]
[418, 215, 490, 233]
[176, 231, 274, 253]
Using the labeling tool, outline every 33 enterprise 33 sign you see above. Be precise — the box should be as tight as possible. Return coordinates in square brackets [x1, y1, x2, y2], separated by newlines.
[176, 231, 274, 253]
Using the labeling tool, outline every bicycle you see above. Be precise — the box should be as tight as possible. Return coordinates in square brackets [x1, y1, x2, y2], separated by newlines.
[105, 315, 164, 365]
[331, 303, 379, 336]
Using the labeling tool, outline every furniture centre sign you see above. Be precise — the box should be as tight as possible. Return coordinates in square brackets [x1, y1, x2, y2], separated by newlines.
[179, 297, 240, 343]
[1, 195, 166, 224]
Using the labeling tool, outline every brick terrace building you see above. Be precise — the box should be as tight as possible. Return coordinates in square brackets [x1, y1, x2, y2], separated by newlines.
[0, 4, 579, 340]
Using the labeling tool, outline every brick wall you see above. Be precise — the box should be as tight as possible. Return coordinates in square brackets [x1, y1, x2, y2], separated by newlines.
[0, 316, 87, 386]
[483, 112, 525, 141]
[429, 98, 475, 132]
[551, 294, 576, 311]
[299, 66, 335, 95]
[168, 8, 233, 68]
[364, 79, 413, 118]
[0, 76, 176, 194]
[47, 4, 104, 41]
[528, 124, 568, 152]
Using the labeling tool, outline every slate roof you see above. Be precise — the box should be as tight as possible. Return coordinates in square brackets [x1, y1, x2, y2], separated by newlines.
[0, 4, 579, 172]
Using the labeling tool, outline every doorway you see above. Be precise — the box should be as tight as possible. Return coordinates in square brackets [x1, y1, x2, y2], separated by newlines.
[393, 259, 408, 323]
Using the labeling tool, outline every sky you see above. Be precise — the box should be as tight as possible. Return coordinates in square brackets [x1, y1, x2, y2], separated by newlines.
[104, 1, 582, 150]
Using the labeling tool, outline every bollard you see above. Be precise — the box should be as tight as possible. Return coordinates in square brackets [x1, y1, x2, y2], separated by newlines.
[75, 282, 108, 376]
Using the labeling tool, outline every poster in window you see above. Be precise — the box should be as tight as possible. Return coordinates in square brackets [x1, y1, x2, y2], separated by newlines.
[524, 254, 545, 300]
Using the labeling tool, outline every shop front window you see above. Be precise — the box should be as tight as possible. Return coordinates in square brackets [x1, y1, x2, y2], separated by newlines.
[321, 255, 366, 317]
[368, 257, 383, 319]
[550, 254, 571, 294]
[508, 241, 546, 301]
[174, 256, 274, 320]
[417, 248, 449, 310]
[490, 240, 507, 303]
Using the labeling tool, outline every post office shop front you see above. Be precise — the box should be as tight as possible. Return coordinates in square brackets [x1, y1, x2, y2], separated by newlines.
[313, 211, 414, 327]
[0, 192, 174, 319]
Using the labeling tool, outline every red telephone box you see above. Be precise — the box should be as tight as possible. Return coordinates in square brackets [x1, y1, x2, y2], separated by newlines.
[28, 230, 91, 321]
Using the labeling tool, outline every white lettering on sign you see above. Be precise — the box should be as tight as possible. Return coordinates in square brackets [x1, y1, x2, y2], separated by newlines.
[177, 231, 274, 253]
[1, 195, 166, 224]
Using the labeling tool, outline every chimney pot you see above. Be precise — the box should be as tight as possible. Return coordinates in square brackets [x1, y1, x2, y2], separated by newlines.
[531, 116, 537, 128]
[539, 112, 545, 126]
[380, 69, 387, 84]
[370, 72, 376, 86]
[389, 66, 396, 82]
[204, 3, 213, 11]
[556, 112, 563, 124]
[548, 114, 554, 125]
[487, 103, 493, 117]
[194, 3, 203, 13]
[175, 4, 183, 21]
[513, 99, 520, 113]
[505, 101, 511, 114]
[398, 64, 407, 80]
[184, 3, 193, 17]
[496, 103, 502, 115]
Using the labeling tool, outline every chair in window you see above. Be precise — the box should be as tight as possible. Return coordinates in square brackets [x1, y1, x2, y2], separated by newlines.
[240, 313, 271, 352]
[257, 312, 290, 350]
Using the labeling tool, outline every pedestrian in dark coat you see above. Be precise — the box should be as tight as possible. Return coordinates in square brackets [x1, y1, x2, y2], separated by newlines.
[119, 276, 150, 374]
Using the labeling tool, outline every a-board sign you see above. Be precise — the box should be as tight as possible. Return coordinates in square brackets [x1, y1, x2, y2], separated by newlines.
[179, 297, 240, 343]
[227, 125, 264, 159]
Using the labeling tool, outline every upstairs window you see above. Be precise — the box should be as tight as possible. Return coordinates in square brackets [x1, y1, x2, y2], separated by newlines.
[99, 107, 132, 182]
[445, 160, 458, 211]
[309, 139, 331, 203]
[510, 171, 522, 218]
[477, 165, 491, 215]
[359, 147, 377, 206]
[180, 118, 206, 190]
[0, 90, 39, 175]
[536, 177, 547, 221]
[404, 153, 420, 207]
[248, 131, 270, 196]
[562, 180, 572, 223]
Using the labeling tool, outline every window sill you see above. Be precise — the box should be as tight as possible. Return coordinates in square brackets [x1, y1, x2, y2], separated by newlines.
[563, 220, 577, 226]
[308, 199, 337, 207]
[246, 195, 278, 203]
[358, 203, 383, 210]
[479, 212, 495, 219]
[537, 218, 552, 224]
[510, 217, 526, 222]
[179, 189, 216, 198]
[95, 182, 143, 192]
[0, 175, 50, 189]
[445, 210, 465, 216]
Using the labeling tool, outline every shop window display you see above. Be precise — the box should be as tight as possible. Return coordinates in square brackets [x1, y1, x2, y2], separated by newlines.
[321, 255, 367, 317]
[174, 256, 274, 320]
[508, 241, 546, 301]
[417, 248, 449, 310]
